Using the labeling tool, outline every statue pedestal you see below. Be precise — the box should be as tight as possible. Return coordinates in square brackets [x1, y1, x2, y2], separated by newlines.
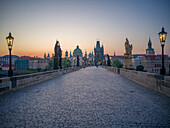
[123, 55, 134, 69]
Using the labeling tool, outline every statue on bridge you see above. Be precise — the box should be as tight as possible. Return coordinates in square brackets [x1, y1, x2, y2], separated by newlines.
[54, 40, 62, 70]
[123, 38, 134, 69]
[77, 55, 79, 66]
[124, 38, 132, 56]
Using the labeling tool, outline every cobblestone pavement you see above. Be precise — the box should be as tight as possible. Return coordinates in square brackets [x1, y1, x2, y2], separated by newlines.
[0, 67, 170, 128]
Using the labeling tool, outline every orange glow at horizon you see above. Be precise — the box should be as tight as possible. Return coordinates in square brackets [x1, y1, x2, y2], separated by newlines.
[0, 1, 170, 57]
[1, 36, 170, 58]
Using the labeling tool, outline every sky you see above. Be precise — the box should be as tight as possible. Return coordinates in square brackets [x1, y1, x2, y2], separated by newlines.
[0, 0, 170, 58]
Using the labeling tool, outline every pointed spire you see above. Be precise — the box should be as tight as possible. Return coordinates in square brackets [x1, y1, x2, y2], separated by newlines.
[114, 51, 116, 56]
[70, 50, 72, 57]
[148, 37, 152, 49]
[65, 50, 68, 57]
[47, 53, 50, 58]
[44, 53, 46, 59]
[96, 41, 100, 48]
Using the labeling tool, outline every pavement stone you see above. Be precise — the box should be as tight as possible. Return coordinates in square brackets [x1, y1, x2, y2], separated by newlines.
[0, 67, 170, 128]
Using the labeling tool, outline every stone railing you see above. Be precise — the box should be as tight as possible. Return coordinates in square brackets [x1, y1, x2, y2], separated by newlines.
[102, 66, 170, 97]
[0, 67, 81, 95]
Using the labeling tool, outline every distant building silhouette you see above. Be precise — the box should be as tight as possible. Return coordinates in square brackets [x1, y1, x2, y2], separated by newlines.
[65, 50, 68, 57]
[1, 63, 15, 71]
[73, 45, 83, 66]
[0, 55, 19, 65]
[73, 45, 83, 57]
[140, 38, 169, 74]
[15, 56, 49, 70]
[47, 53, 50, 58]
[70, 50, 72, 57]
[87, 51, 95, 66]
[141, 55, 169, 74]
[94, 41, 104, 65]
[146, 37, 155, 55]
[44, 53, 46, 59]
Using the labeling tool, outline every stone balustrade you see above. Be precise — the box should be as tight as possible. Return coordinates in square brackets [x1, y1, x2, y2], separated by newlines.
[0, 67, 81, 95]
[102, 66, 170, 97]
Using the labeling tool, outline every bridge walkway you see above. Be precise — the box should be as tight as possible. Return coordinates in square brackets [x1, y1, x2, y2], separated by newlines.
[0, 67, 169, 127]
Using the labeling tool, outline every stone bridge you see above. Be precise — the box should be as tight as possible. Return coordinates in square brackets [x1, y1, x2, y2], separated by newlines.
[0, 67, 170, 127]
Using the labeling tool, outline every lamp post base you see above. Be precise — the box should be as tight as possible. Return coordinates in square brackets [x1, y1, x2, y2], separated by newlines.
[8, 70, 13, 77]
[160, 67, 166, 75]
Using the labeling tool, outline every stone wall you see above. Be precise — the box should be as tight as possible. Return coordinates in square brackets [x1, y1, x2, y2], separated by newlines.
[0, 67, 81, 95]
[102, 66, 170, 97]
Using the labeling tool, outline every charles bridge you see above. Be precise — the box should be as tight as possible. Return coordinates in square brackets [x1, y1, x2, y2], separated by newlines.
[0, 66, 170, 127]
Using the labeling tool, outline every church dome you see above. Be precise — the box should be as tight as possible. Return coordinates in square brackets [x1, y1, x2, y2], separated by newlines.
[88, 53, 92, 56]
[73, 45, 82, 54]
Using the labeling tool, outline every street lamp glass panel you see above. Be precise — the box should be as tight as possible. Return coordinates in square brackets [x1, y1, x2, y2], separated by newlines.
[158, 27, 167, 45]
[6, 32, 14, 50]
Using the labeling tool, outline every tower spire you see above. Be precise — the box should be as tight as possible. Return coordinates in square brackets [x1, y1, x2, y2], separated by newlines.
[146, 37, 155, 55]
[148, 37, 152, 49]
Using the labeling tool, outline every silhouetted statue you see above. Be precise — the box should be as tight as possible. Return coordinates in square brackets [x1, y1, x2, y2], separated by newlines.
[124, 38, 132, 56]
[54, 40, 62, 69]
[77, 55, 79, 66]
[59, 53, 62, 69]
[107, 54, 111, 66]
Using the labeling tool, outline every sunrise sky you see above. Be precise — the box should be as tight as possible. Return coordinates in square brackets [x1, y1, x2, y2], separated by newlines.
[0, 0, 170, 58]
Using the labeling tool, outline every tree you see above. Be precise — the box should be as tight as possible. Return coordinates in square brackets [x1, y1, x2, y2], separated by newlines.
[111, 59, 123, 68]
[136, 65, 144, 71]
[62, 58, 71, 68]
[45, 58, 71, 70]
[45, 58, 54, 70]
[37, 68, 41, 72]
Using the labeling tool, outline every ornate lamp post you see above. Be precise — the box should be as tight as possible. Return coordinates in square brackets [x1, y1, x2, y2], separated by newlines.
[6, 32, 14, 77]
[158, 27, 167, 75]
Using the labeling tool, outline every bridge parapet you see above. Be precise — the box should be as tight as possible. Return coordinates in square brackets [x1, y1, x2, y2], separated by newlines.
[0, 67, 81, 95]
[102, 66, 170, 97]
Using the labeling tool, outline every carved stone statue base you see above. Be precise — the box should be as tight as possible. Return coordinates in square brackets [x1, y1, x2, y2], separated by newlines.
[123, 55, 134, 69]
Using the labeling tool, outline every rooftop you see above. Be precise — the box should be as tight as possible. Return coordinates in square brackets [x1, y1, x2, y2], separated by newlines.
[73, 45, 82, 54]
[0, 55, 19, 58]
